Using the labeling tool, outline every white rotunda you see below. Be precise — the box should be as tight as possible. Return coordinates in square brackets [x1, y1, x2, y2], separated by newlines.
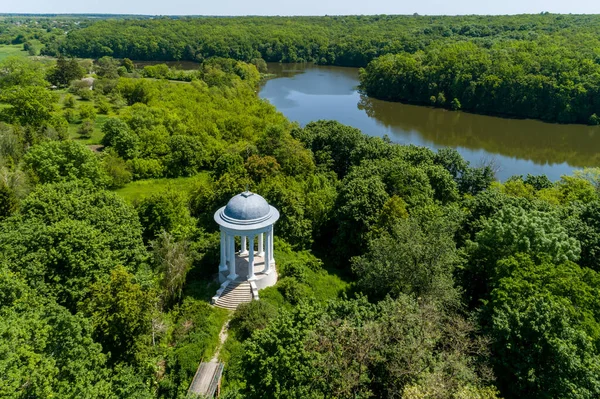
[212, 191, 279, 308]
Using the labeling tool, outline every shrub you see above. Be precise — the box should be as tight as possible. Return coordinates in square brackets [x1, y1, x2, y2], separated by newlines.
[96, 99, 111, 115]
[77, 119, 94, 139]
[126, 158, 164, 180]
[230, 300, 277, 340]
[279, 260, 308, 283]
[63, 94, 76, 108]
[79, 103, 97, 121]
[63, 108, 76, 123]
[103, 151, 132, 189]
[451, 97, 462, 110]
[277, 277, 311, 305]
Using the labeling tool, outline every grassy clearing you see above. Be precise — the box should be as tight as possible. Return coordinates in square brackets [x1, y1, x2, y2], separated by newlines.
[68, 114, 110, 145]
[114, 172, 211, 203]
[0, 44, 28, 61]
[54, 89, 120, 145]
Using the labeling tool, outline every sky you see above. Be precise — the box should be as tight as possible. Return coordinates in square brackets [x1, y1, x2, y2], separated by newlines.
[2, 0, 600, 16]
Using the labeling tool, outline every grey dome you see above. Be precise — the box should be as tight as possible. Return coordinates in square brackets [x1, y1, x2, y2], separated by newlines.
[224, 192, 270, 221]
[215, 191, 280, 230]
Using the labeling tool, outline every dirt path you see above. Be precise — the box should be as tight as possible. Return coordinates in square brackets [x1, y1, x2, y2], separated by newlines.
[211, 320, 230, 362]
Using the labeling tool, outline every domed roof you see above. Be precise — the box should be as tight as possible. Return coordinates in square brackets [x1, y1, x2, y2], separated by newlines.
[224, 192, 270, 221]
[215, 191, 279, 230]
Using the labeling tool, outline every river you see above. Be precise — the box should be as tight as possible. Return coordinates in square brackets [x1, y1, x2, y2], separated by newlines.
[259, 63, 600, 181]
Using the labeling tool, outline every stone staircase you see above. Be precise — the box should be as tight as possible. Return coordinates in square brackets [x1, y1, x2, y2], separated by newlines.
[214, 281, 252, 310]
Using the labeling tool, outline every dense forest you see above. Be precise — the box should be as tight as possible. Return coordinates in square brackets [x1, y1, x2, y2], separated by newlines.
[47, 14, 600, 124]
[1, 14, 600, 399]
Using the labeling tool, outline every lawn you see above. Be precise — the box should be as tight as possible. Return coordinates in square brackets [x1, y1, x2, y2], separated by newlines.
[68, 114, 111, 145]
[0, 44, 28, 61]
[114, 173, 211, 203]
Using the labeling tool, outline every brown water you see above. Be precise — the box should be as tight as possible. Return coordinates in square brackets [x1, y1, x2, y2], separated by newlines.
[259, 63, 600, 181]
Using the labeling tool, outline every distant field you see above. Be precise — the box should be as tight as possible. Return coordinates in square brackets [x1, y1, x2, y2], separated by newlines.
[114, 173, 211, 203]
[0, 44, 28, 61]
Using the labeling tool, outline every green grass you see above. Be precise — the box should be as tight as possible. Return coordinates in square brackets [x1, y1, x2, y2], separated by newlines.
[260, 240, 352, 309]
[54, 89, 119, 145]
[114, 173, 211, 203]
[69, 114, 110, 145]
[0, 44, 28, 61]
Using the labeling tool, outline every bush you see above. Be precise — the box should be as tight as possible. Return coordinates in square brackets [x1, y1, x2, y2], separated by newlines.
[69, 79, 94, 100]
[103, 151, 133, 189]
[450, 97, 462, 110]
[230, 300, 277, 340]
[77, 119, 94, 138]
[136, 189, 196, 241]
[126, 158, 164, 179]
[96, 99, 111, 115]
[63, 108, 77, 123]
[277, 277, 311, 305]
[63, 94, 76, 108]
[79, 103, 97, 121]
[279, 260, 308, 283]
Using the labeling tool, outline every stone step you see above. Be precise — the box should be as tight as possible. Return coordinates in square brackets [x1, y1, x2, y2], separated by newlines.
[214, 281, 253, 310]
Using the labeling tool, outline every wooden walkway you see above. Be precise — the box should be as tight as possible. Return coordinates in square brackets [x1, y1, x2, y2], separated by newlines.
[188, 320, 229, 398]
[188, 361, 224, 398]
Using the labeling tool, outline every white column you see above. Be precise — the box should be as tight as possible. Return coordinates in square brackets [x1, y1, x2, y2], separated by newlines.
[263, 230, 270, 274]
[241, 235, 247, 255]
[219, 230, 227, 272]
[227, 235, 237, 280]
[248, 235, 255, 280]
[269, 225, 275, 265]
[258, 233, 264, 257]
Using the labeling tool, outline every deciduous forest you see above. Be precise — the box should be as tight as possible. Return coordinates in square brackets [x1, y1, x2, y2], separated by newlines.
[0, 14, 600, 399]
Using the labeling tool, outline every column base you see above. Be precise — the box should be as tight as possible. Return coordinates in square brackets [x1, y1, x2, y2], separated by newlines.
[227, 273, 238, 281]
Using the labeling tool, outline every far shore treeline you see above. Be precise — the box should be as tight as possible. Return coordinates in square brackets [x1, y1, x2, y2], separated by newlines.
[50, 14, 600, 124]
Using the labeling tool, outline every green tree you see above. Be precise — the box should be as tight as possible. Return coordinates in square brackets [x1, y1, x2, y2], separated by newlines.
[230, 299, 278, 340]
[334, 175, 389, 258]
[136, 189, 197, 242]
[82, 266, 155, 364]
[0, 295, 113, 398]
[465, 205, 581, 305]
[47, 55, 86, 87]
[23, 140, 108, 185]
[79, 103, 97, 121]
[165, 135, 206, 177]
[353, 206, 461, 303]
[122, 58, 135, 73]
[0, 86, 57, 127]
[95, 56, 120, 79]
[486, 254, 600, 399]
[151, 231, 193, 307]
[101, 118, 140, 160]
[78, 118, 94, 138]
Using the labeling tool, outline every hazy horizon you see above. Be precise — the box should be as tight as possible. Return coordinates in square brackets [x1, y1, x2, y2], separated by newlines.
[2, 0, 600, 17]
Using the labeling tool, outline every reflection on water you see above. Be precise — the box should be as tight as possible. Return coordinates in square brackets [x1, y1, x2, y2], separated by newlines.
[260, 63, 600, 181]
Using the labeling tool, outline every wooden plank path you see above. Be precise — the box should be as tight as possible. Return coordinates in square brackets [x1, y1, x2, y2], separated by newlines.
[187, 320, 229, 398]
[188, 361, 224, 398]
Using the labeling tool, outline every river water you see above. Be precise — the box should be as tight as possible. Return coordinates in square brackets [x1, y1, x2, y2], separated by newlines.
[259, 63, 600, 181]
